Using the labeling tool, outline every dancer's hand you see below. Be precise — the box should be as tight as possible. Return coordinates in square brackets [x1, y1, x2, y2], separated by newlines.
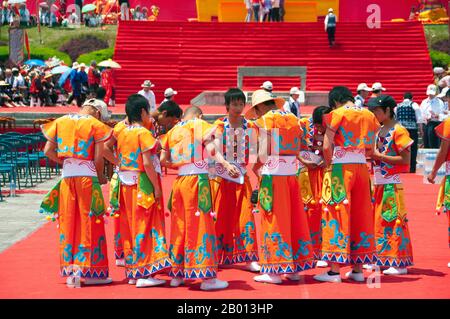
[371, 149, 383, 161]
[318, 160, 326, 168]
[98, 174, 108, 185]
[302, 160, 318, 170]
[427, 171, 436, 184]
[154, 187, 162, 200]
[224, 162, 240, 178]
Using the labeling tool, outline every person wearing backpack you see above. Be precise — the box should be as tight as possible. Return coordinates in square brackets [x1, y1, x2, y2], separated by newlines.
[394, 92, 422, 173]
[324, 8, 337, 47]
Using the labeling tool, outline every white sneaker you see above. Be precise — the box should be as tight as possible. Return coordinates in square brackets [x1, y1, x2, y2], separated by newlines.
[246, 261, 261, 272]
[313, 271, 342, 283]
[200, 278, 229, 291]
[66, 276, 81, 288]
[383, 267, 408, 275]
[363, 264, 375, 271]
[136, 277, 166, 288]
[170, 278, 185, 287]
[316, 260, 328, 268]
[128, 279, 137, 285]
[253, 273, 282, 284]
[345, 271, 365, 282]
[84, 277, 113, 285]
[284, 273, 301, 281]
[115, 259, 125, 267]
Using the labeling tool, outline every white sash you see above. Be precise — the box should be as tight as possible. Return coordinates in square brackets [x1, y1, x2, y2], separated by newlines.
[215, 162, 245, 184]
[332, 146, 366, 164]
[178, 160, 209, 176]
[118, 171, 139, 186]
[300, 150, 323, 165]
[373, 166, 401, 185]
[62, 158, 97, 178]
[261, 155, 298, 176]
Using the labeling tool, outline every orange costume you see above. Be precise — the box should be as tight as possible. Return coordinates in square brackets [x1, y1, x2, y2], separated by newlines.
[39, 114, 112, 279]
[434, 118, 450, 248]
[163, 118, 219, 279]
[320, 105, 380, 265]
[109, 122, 171, 279]
[109, 118, 158, 262]
[298, 116, 325, 260]
[373, 124, 414, 267]
[254, 110, 315, 274]
[211, 117, 259, 265]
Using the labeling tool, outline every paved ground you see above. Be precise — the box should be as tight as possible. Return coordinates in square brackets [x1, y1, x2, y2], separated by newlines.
[0, 179, 54, 253]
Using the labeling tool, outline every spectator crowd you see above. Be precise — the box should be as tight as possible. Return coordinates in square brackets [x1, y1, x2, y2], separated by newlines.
[0, 57, 118, 108]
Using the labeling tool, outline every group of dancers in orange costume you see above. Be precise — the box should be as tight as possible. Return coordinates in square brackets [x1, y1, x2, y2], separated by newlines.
[39, 86, 449, 289]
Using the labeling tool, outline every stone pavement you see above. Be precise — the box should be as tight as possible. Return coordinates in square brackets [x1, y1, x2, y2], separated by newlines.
[0, 178, 56, 253]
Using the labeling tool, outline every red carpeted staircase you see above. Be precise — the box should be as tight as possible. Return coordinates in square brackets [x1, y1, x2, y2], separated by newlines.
[113, 21, 434, 105]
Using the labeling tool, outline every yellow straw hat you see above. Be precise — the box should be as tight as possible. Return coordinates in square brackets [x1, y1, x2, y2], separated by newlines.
[244, 89, 285, 119]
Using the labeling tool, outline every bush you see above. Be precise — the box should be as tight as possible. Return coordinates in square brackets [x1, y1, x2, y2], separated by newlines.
[0, 46, 8, 62]
[59, 35, 109, 62]
[430, 50, 450, 69]
[431, 40, 450, 55]
[77, 47, 114, 65]
[0, 45, 72, 65]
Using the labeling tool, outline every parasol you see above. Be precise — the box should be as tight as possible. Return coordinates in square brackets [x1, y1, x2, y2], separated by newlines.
[82, 4, 96, 13]
[98, 59, 121, 69]
[51, 65, 71, 75]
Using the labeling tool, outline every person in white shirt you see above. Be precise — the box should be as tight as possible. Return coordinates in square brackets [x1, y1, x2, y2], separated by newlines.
[283, 86, 301, 117]
[161, 87, 177, 104]
[438, 87, 449, 115]
[420, 84, 448, 148]
[354, 83, 372, 107]
[438, 70, 450, 91]
[394, 92, 422, 172]
[324, 8, 337, 47]
[137, 80, 156, 112]
[271, 0, 280, 22]
[260, 81, 273, 93]
[244, 0, 252, 22]
[370, 82, 386, 98]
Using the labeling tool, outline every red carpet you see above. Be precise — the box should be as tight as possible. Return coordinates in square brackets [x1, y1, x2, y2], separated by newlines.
[0, 173, 448, 299]
[113, 21, 433, 105]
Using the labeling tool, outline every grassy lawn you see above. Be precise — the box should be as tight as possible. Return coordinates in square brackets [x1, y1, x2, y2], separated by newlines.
[0, 24, 117, 50]
[423, 24, 449, 49]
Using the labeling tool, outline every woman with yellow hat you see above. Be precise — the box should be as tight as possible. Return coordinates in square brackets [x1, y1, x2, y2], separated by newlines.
[246, 89, 315, 284]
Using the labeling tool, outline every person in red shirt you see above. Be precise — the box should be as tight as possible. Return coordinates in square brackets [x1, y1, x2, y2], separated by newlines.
[101, 67, 115, 107]
[88, 60, 101, 95]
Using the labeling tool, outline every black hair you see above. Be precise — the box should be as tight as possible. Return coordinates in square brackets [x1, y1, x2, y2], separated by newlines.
[158, 100, 183, 119]
[125, 94, 150, 124]
[404, 92, 413, 100]
[312, 105, 332, 125]
[328, 86, 355, 108]
[224, 88, 246, 106]
[96, 87, 106, 100]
